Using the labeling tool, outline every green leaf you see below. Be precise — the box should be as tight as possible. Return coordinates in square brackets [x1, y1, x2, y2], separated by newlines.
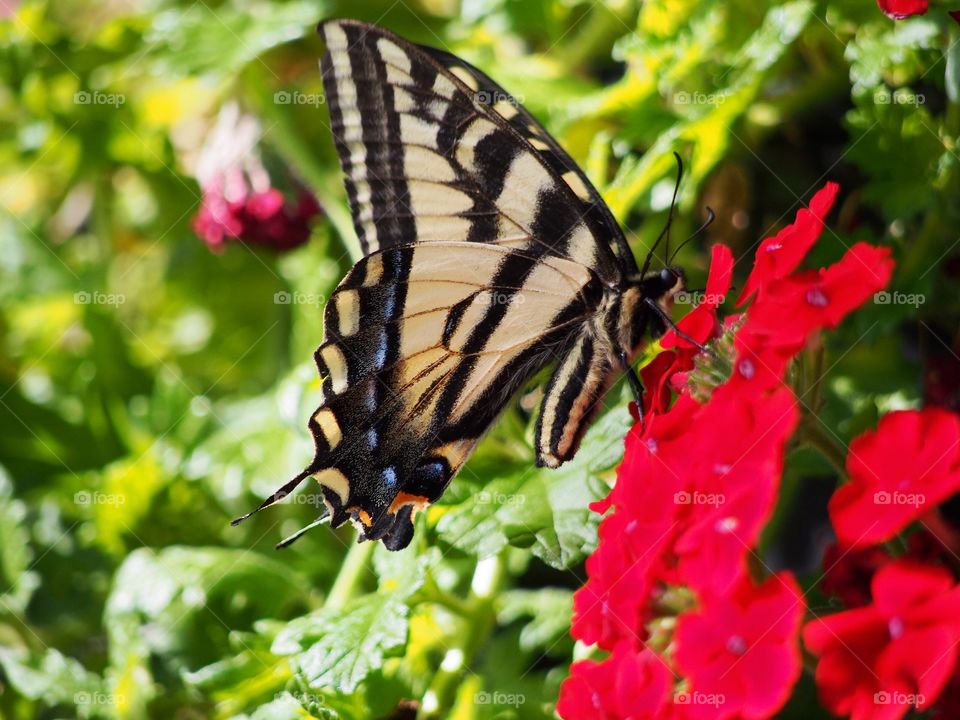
[143, 1, 321, 78]
[104, 545, 311, 717]
[845, 18, 941, 94]
[250, 692, 339, 720]
[846, 97, 945, 221]
[436, 405, 630, 568]
[0, 647, 103, 719]
[271, 594, 409, 694]
[498, 588, 573, 655]
[0, 471, 38, 614]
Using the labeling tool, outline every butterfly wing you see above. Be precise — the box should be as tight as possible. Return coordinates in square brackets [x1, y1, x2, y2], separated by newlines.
[417, 44, 637, 275]
[237, 20, 631, 550]
[312, 242, 604, 548]
[318, 19, 621, 280]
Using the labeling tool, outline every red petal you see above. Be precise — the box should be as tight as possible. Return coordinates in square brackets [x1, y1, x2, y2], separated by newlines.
[737, 182, 839, 305]
[877, 0, 929, 20]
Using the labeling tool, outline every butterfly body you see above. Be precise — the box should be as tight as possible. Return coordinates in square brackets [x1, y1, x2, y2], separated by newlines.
[233, 19, 689, 550]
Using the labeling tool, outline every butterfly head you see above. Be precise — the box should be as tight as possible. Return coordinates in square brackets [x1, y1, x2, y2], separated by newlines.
[618, 266, 687, 356]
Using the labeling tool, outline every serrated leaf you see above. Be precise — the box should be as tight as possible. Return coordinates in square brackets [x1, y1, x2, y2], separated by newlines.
[272, 594, 409, 694]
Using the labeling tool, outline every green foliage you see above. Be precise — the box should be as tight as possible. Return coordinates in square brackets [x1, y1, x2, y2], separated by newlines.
[2, 0, 959, 718]
[436, 405, 629, 568]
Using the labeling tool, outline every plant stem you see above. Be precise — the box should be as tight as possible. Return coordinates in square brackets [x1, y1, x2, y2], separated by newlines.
[798, 418, 847, 477]
[418, 555, 507, 719]
[325, 538, 375, 611]
[419, 577, 475, 617]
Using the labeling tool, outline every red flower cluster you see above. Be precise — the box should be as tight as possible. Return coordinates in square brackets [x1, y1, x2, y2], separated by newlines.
[559, 183, 896, 720]
[190, 103, 321, 253]
[193, 184, 320, 253]
[805, 560, 960, 720]
[803, 408, 960, 719]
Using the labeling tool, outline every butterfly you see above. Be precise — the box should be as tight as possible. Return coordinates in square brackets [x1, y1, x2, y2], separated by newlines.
[232, 19, 706, 551]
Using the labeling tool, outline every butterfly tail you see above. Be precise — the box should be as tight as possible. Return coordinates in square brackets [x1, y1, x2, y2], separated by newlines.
[230, 466, 316, 526]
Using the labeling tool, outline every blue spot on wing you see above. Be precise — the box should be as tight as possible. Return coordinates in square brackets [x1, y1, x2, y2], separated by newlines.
[382, 466, 398, 489]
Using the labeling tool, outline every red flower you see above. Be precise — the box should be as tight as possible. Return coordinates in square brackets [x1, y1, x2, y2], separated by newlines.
[573, 403, 697, 649]
[803, 560, 960, 720]
[191, 104, 321, 253]
[192, 183, 320, 253]
[820, 544, 893, 608]
[829, 409, 960, 547]
[557, 644, 672, 720]
[671, 385, 798, 597]
[733, 243, 894, 384]
[737, 182, 838, 306]
[876, 0, 929, 19]
[674, 574, 805, 720]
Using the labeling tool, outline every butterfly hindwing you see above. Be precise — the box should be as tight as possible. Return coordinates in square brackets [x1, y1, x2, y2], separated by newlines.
[304, 243, 604, 547]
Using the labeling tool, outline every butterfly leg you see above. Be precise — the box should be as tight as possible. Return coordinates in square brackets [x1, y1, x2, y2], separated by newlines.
[618, 351, 644, 407]
[643, 297, 719, 358]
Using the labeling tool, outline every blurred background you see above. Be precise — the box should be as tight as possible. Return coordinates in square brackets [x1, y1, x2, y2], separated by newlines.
[1, 0, 959, 718]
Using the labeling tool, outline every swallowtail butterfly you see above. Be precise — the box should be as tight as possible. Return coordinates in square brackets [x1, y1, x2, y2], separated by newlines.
[233, 19, 700, 551]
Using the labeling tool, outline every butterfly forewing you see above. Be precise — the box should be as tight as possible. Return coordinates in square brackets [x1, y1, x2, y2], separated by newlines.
[417, 44, 637, 274]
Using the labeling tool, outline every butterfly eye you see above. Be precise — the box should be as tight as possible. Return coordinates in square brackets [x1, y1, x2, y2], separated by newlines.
[660, 268, 675, 283]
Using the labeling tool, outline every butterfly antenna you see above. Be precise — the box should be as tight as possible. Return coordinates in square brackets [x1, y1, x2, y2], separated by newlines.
[230, 466, 315, 526]
[275, 510, 331, 549]
[640, 152, 684, 279]
[669, 206, 715, 265]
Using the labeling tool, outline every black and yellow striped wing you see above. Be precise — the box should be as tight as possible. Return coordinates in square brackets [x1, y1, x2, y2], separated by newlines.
[234, 19, 648, 550]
